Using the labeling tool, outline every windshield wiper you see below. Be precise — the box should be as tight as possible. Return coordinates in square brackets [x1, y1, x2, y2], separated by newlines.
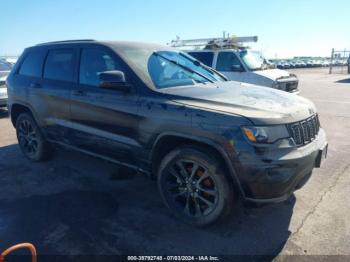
[153, 52, 215, 84]
[179, 53, 228, 81]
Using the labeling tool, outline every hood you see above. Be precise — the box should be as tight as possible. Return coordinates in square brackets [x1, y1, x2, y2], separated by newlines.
[253, 69, 291, 81]
[160, 81, 316, 125]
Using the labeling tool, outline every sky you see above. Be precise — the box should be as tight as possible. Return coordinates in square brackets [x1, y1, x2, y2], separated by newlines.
[1, 0, 349, 58]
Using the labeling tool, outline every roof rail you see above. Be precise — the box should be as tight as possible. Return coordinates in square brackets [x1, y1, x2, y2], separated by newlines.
[169, 36, 258, 50]
[36, 39, 95, 46]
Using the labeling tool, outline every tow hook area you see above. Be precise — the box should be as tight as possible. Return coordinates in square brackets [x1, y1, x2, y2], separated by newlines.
[0, 243, 37, 262]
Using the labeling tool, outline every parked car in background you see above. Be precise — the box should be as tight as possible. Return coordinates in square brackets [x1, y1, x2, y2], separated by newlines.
[0, 61, 12, 107]
[0, 76, 8, 108]
[322, 60, 330, 67]
[274, 58, 331, 69]
[187, 50, 299, 93]
[306, 60, 314, 68]
[289, 61, 297, 68]
[276, 61, 291, 70]
[275, 61, 282, 69]
[7, 40, 327, 226]
[0, 60, 12, 77]
[5, 58, 18, 65]
[299, 61, 307, 68]
[294, 61, 303, 68]
[270, 60, 278, 67]
[315, 60, 323, 67]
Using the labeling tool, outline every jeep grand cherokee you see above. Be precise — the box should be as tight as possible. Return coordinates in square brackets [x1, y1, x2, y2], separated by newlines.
[6, 40, 328, 226]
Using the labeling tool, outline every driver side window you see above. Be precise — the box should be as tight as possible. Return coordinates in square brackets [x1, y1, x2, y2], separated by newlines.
[216, 52, 242, 72]
[79, 49, 123, 86]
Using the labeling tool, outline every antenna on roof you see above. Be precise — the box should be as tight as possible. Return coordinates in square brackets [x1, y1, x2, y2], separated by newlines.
[169, 35, 258, 50]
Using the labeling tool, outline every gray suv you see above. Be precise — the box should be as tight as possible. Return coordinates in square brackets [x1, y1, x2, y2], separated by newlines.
[6, 40, 328, 226]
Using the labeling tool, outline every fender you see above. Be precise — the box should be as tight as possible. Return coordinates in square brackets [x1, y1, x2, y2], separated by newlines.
[150, 131, 246, 199]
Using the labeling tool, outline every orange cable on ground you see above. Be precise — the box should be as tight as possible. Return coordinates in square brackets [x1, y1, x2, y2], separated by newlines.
[0, 243, 37, 262]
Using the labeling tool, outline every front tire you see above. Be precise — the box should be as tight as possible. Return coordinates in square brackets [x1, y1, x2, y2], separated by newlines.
[15, 113, 52, 161]
[157, 146, 234, 226]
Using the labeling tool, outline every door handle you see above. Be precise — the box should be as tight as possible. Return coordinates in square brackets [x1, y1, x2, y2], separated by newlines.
[30, 83, 41, 88]
[72, 90, 86, 96]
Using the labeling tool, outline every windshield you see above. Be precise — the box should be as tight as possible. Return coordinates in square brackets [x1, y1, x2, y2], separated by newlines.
[122, 49, 225, 89]
[239, 50, 268, 71]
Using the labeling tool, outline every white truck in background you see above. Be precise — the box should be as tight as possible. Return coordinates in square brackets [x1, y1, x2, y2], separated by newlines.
[170, 36, 299, 93]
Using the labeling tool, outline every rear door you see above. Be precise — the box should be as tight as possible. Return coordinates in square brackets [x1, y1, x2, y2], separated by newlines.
[40, 48, 78, 141]
[13, 49, 46, 117]
[69, 46, 140, 165]
[12, 48, 77, 141]
[214, 51, 246, 82]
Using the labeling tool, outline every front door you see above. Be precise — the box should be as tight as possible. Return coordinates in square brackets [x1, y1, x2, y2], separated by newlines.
[215, 51, 246, 83]
[69, 47, 140, 165]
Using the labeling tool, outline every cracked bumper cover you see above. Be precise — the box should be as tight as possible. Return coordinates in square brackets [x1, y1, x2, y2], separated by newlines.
[237, 128, 328, 203]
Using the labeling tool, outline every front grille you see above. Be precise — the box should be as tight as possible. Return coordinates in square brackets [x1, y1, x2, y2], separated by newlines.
[0, 81, 5, 88]
[285, 81, 298, 92]
[287, 114, 320, 146]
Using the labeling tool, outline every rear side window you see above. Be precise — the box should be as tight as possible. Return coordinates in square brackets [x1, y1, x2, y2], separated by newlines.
[18, 51, 45, 77]
[216, 52, 242, 71]
[79, 48, 123, 86]
[188, 52, 214, 67]
[44, 49, 75, 82]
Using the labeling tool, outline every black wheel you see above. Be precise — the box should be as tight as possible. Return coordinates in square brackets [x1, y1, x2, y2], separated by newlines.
[157, 146, 234, 226]
[16, 113, 52, 161]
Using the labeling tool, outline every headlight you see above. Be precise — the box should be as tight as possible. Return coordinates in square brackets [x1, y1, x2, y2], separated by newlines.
[241, 125, 290, 144]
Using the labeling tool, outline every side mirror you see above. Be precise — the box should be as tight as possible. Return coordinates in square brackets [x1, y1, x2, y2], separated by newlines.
[99, 71, 131, 92]
[231, 64, 244, 72]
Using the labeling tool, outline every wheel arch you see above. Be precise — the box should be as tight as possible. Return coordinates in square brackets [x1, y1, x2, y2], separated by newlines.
[10, 103, 37, 127]
[150, 132, 246, 198]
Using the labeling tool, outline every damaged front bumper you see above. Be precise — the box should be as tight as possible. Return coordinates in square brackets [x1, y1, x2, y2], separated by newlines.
[238, 128, 328, 203]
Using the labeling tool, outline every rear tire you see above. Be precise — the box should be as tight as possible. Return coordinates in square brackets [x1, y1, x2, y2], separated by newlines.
[15, 113, 52, 161]
[157, 145, 234, 226]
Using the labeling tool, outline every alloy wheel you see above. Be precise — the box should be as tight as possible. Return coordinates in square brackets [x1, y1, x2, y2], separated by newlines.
[18, 119, 39, 157]
[165, 160, 219, 218]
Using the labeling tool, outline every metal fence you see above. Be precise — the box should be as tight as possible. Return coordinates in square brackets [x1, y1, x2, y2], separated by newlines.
[329, 49, 350, 74]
